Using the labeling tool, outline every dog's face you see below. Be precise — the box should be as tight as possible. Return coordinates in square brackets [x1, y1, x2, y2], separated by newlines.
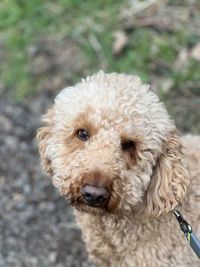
[37, 72, 189, 217]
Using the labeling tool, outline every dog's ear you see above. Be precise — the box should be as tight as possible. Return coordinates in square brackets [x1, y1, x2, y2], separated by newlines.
[144, 130, 189, 217]
[36, 107, 54, 176]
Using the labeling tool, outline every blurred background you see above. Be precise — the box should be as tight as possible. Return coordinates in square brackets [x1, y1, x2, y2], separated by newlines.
[0, 0, 200, 266]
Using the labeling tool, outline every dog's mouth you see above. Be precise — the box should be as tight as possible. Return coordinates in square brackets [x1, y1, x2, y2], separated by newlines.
[73, 202, 107, 215]
[69, 199, 106, 216]
[70, 194, 119, 215]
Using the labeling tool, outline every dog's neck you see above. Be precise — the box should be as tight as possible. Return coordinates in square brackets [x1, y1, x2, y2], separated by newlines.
[75, 208, 171, 237]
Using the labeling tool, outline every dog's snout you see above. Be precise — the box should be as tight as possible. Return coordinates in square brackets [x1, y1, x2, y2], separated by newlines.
[81, 185, 110, 206]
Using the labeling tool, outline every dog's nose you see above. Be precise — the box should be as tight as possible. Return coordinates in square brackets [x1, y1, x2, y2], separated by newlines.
[81, 185, 110, 206]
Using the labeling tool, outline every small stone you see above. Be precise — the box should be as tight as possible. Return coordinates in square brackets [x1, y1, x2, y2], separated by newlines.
[112, 30, 128, 55]
[49, 251, 57, 263]
[0, 116, 12, 132]
[191, 42, 200, 61]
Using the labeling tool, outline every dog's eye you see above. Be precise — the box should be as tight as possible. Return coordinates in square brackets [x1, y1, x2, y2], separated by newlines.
[121, 140, 135, 151]
[76, 129, 89, 141]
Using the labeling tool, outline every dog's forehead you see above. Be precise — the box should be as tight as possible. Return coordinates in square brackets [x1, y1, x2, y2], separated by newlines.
[55, 72, 173, 135]
[56, 73, 151, 116]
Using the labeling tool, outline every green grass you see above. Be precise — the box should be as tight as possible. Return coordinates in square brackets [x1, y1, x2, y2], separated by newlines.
[0, 0, 54, 99]
[0, 0, 200, 102]
[0, 0, 124, 99]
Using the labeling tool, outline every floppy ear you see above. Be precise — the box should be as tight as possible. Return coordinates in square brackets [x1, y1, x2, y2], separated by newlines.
[36, 107, 54, 176]
[144, 130, 189, 217]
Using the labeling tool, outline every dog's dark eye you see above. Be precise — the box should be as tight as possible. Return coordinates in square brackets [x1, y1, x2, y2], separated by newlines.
[121, 140, 135, 151]
[77, 129, 89, 141]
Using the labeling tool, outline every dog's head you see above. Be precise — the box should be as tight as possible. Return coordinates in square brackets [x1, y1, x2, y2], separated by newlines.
[37, 72, 189, 217]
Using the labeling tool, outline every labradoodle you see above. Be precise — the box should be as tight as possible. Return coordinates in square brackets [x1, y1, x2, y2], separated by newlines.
[37, 72, 200, 267]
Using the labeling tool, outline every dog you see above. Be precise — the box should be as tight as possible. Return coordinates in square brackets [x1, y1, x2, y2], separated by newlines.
[37, 72, 200, 267]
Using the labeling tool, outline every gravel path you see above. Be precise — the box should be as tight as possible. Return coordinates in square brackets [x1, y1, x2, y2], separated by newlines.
[0, 95, 94, 267]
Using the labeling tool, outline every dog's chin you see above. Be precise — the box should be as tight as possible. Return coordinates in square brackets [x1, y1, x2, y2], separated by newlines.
[72, 202, 107, 216]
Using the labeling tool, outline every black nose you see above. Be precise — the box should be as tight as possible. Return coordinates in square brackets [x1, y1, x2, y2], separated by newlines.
[81, 185, 110, 206]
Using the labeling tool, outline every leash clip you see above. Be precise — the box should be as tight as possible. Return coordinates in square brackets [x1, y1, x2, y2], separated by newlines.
[173, 209, 200, 259]
[173, 210, 192, 237]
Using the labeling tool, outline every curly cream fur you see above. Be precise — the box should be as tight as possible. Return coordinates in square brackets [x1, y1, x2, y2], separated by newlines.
[37, 71, 200, 267]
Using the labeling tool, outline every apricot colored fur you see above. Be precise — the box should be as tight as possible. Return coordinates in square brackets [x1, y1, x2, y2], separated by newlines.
[37, 72, 200, 267]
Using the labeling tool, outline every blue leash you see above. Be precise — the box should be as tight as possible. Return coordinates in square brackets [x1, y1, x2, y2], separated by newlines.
[173, 210, 200, 259]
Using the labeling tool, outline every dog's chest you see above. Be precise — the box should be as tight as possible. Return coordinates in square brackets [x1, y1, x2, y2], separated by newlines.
[76, 213, 200, 267]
